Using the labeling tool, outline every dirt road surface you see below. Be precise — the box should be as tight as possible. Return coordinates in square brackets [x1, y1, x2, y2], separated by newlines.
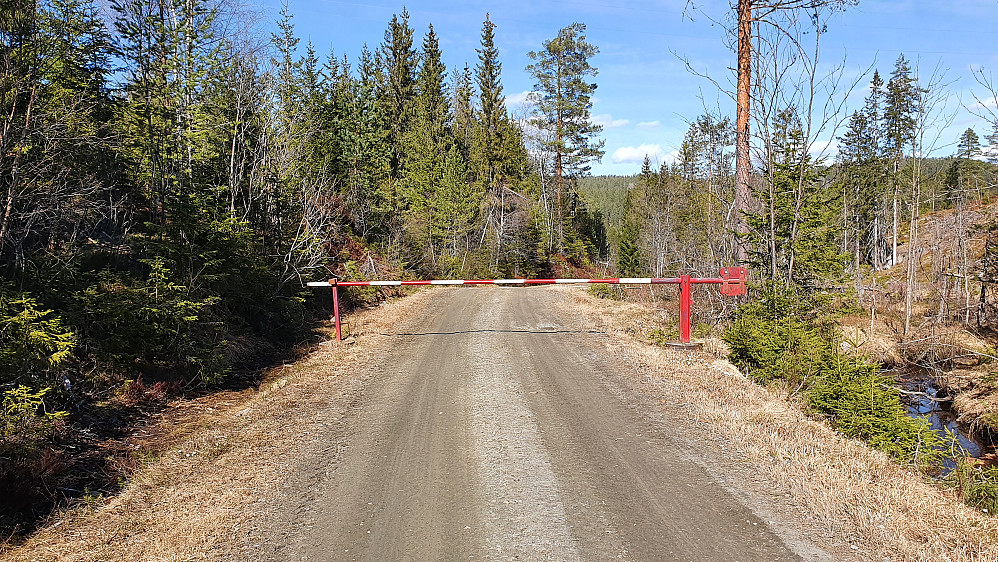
[265, 287, 827, 561]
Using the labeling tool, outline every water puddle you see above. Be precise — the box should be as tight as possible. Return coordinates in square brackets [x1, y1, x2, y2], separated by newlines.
[899, 373, 993, 470]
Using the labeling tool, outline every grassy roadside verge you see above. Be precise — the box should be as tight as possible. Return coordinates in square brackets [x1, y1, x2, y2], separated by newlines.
[559, 286, 998, 562]
[0, 289, 436, 561]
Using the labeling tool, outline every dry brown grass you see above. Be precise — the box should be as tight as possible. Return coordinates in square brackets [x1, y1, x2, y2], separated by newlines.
[838, 313, 993, 368]
[0, 289, 438, 562]
[951, 376, 998, 433]
[560, 286, 998, 562]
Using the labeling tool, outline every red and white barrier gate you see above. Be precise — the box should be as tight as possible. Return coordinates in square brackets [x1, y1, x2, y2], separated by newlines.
[307, 267, 747, 344]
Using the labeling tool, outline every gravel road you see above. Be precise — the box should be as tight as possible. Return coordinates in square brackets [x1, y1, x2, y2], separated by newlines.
[280, 287, 821, 561]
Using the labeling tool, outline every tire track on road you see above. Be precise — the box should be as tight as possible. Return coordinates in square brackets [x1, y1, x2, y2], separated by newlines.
[467, 291, 580, 560]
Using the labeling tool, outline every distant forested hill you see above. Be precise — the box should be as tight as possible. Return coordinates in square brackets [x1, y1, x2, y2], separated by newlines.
[577, 175, 635, 240]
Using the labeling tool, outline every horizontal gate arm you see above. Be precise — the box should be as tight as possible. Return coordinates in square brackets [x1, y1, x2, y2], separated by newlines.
[308, 267, 748, 345]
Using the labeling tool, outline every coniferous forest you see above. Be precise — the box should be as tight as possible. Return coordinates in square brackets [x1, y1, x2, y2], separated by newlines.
[0, 1, 615, 530]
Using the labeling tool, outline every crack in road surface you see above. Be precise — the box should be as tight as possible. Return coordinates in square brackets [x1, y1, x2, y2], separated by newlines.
[293, 287, 819, 561]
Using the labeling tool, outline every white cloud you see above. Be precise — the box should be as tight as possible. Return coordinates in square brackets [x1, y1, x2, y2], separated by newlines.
[612, 144, 666, 164]
[592, 114, 630, 128]
[636, 120, 660, 129]
[810, 138, 839, 160]
[968, 97, 998, 113]
[505, 90, 533, 108]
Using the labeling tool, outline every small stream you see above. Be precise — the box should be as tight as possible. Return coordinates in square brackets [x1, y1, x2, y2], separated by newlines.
[899, 373, 993, 470]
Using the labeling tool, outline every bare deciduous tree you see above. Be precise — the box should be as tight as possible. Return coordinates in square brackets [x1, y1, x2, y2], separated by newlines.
[682, 0, 856, 265]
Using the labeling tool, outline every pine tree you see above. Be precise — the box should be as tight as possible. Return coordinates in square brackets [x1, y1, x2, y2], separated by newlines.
[526, 22, 604, 245]
[946, 128, 987, 206]
[957, 128, 981, 159]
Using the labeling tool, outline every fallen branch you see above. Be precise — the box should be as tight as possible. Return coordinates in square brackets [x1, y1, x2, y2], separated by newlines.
[892, 386, 951, 403]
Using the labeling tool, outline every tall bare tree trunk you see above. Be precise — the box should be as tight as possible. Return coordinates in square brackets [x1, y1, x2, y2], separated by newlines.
[735, 0, 753, 264]
[904, 158, 920, 335]
[555, 144, 563, 248]
[873, 213, 880, 270]
[842, 185, 848, 255]
[959, 204, 971, 324]
[892, 185, 899, 267]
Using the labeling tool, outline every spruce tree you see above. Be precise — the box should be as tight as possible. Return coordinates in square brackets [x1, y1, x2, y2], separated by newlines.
[452, 64, 475, 160]
[339, 44, 391, 238]
[401, 24, 451, 271]
[987, 125, 998, 165]
[749, 110, 841, 286]
[380, 9, 418, 179]
[883, 54, 922, 266]
[437, 144, 479, 272]
[415, 25, 448, 142]
[473, 13, 505, 189]
[616, 157, 650, 276]
[470, 13, 530, 271]
[836, 70, 891, 271]
[2, 0, 114, 266]
[884, 56, 919, 165]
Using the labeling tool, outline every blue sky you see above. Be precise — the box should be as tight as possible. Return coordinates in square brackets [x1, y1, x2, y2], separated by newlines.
[268, 0, 998, 175]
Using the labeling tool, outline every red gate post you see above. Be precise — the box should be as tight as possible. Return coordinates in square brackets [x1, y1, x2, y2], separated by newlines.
[679, 274, 692, 343]
[329, 278, 341, 341]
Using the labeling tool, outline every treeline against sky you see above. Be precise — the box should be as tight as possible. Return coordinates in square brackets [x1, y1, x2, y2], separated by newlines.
[0, 0, 611, 518]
